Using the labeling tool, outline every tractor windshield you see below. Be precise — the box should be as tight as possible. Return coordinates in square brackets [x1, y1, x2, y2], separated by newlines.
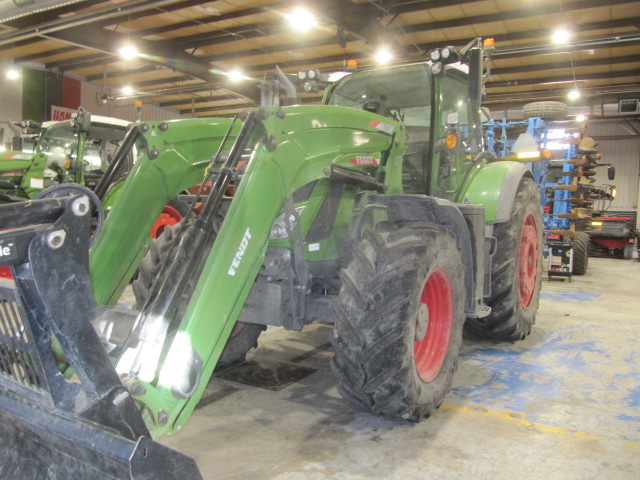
[326, 63, 432, 128]
[327, 64, 433, 193]
[37, 121, 127, 172]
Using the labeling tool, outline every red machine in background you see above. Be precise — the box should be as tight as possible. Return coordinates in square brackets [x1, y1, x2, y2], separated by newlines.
[589, 214, 637, 259]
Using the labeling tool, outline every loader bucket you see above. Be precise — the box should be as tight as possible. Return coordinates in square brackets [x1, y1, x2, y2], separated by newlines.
[0, 195, 202, 479]
[0, 392, 200, 479]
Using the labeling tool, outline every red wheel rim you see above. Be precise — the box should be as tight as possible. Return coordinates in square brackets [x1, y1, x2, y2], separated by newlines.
[414, 268, 452, 382]
[150, 205, 183, 238]
[519, 212, 538, 308]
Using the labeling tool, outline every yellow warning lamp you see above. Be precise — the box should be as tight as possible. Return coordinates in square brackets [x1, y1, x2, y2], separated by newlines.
[445, 132, 458, 150]
[347, 59, 358, 71]
[542, 149, 552, 159]
[483, 38, 495, 55]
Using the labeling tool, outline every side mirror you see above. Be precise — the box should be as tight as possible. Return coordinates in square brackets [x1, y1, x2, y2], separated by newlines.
[608, 165, 616, 181]
[71, 107, 91, 134]
[468, 47, 483, 105]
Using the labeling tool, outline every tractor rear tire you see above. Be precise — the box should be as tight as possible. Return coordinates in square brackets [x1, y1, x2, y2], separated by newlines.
[523, 101, 568, 120]
[132, 218, 265, 369]
[331, 221, 465, 421]
[465, 177, 543, 341]
[564, 232, 589, 275]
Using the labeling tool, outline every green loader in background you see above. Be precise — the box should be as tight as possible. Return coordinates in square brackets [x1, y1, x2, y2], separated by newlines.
[0, 107, 129, 200]
[0, 38, 542, 478]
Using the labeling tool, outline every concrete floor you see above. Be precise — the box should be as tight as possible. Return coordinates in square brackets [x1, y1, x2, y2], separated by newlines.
[157, 256, 640, 479]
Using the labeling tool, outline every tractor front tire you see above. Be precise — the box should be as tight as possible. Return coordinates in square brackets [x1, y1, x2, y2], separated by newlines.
[466, 177, 543, 341]
[132, 221, 265, 369]
[150, 198, 190, 239]
[564, 232, 589, 275]
[331, 221, 465, 421]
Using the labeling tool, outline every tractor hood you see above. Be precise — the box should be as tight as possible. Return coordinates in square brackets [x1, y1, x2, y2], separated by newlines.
[0, 152, 34, 172]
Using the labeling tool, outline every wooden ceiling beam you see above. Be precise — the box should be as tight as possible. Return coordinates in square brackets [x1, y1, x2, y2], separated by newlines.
[398, 0, 638, 36]
[488, 69, 640, 88]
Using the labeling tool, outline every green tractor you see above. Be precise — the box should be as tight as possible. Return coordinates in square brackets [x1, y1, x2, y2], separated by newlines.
[0, 38, 542, 478]
[0, 108, 130, 278]
[0, 107, 130, 201]
[0, 108, 188, 279]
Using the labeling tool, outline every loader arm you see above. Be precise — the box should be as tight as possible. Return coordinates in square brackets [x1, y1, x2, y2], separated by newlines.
[111, 106, 404, 438]
[0, 105, 404, 477]
[89, 118, 238, 305]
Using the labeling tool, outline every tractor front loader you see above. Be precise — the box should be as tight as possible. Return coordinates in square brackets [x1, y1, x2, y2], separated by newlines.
[0, 39, 542, 478]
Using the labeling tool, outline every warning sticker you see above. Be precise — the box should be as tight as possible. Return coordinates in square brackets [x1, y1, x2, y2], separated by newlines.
[369, 120, 395, 135]
[349, 156, 379, 167]
[4, 154, 32, 160]
[30, 178, 44, 189]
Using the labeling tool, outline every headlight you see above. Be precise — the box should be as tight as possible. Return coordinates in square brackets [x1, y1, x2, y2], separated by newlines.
[269, 206, 305, 240]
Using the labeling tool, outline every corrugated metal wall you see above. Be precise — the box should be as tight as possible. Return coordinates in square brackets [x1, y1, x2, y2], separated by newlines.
[80, 81, 186, 122]
[0, 74, 23, 134]
[587, 119, 640, 220]
[1, 75, 183, 147]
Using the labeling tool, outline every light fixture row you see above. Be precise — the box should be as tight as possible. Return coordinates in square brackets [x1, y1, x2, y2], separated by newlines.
[5, 13, 588, 103]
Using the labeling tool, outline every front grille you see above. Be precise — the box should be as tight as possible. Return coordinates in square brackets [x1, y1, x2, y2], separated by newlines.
[0, 284, 44, 391]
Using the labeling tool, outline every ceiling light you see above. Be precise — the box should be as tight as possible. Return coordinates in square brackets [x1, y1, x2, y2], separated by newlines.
[6, 68, 19, 80]
[552, 29, 570, 45]
[118, 44, 139, 60]
[286, 8, 317, 32]
[121, 85, 134, 96]
[568, 89, 580, 100]
[227, 70, 246, 82]
[375, 49, 392, 65]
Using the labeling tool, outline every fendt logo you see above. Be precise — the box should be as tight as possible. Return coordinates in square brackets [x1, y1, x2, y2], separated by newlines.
[0, 239, 17, 261]
[228, 228, 251, 276]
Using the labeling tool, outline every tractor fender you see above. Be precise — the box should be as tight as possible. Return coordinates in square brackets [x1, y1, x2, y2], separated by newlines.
[369, 194, 480, 317]
[461, 161, 533, 224]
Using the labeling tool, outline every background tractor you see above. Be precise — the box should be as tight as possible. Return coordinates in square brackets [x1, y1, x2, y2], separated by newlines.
[0, 107, 129, 201]
[0, 38, 543, 478]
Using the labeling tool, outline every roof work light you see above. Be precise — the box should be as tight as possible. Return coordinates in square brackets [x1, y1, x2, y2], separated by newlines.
[429, 46, 460, 76]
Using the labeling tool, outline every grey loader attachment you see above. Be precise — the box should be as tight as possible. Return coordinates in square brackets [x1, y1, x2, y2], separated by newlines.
[0, 195, 202, 479]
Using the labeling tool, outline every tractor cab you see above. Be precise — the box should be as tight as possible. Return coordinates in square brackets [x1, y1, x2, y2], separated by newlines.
[325, 60, 484, 198]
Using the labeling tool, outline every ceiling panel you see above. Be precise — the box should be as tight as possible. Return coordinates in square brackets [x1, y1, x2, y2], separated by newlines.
[0, 0, 637, 117]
